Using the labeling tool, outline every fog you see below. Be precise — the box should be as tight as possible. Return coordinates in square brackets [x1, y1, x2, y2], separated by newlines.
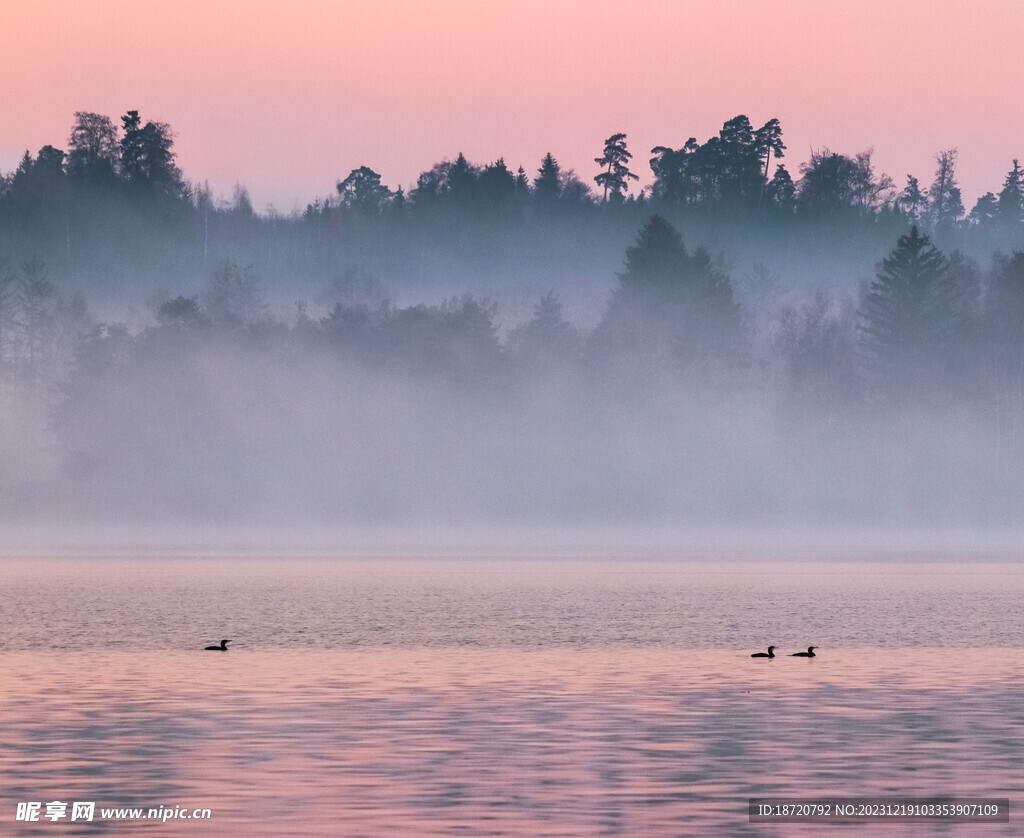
[3, 113, 1024, 551]
[2, 277, 1021, 552]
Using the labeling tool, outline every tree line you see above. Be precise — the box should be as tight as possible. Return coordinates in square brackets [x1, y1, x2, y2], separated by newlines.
[3, 110, 1024, 254]
[2, 109, 1024, 419]
[3, 214, 1019, 407]
[0, 210, 1019, 526]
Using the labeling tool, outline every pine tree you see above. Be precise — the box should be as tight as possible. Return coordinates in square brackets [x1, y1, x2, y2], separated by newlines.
[336, 166, 391, 213]
[594, 133, 638, 202]
[765, 164, 796, 214]
[649, 140, 697, 208]
[969, 193, 998, 228]
[120, 110, 183, 196]
[927, 149, 964, 232]
[533, 153, 562, 204]
[754, 118, 786, 183]
[859, 226, 960, 390]
[595, 215, 742, 373]
[997, 159, 1024, 227]
[899, 175, 927, 224]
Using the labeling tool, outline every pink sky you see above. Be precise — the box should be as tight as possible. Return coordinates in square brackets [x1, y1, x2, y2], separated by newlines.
[1, 0, 1020, 213]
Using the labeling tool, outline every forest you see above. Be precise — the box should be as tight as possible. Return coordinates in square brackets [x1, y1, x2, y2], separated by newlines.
[1, 110, 1023, 534]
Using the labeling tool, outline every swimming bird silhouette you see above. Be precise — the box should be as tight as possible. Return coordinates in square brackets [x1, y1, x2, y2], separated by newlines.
[750, 646, 776, 658]
[790, 646, 816, 657]
[205, 639, 231, 651]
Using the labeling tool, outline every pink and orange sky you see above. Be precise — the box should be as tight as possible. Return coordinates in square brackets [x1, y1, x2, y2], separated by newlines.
[1, 0, 1020, 213]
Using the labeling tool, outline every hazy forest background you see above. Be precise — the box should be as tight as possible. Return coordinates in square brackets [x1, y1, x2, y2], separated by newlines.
[3, 110, 1024, 538]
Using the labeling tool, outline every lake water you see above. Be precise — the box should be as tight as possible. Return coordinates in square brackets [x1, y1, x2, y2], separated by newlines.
[1, 556, 1022, 835]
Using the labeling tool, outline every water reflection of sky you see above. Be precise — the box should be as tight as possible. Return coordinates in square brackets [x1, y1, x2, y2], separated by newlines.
[2, 648, 1021, 836]
[1, 558, 1022, 835]
[2, 557, 1023, 651]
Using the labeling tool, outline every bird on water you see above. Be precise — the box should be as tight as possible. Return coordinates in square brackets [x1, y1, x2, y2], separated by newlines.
[751, 646, 776, 658]
[791, 646, 816, 657]
[205, 639, 231, 651]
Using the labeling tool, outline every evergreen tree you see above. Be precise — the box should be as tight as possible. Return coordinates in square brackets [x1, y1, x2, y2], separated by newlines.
[899, 175, 927, 224]
[478, 158, 516, 212]
[765, 164, 796, 214]
[927, 149, 964, 232]
[119, 110, 182, 195]
[514, 166, 530, 201]
[336, 166, 391, 213]
[859, 226, 960, 391]
[997, 159, 1024, 227]
[595, 215, 741, 374]
[446, 152, 480, 210]
[649, 140, 698, 208]
[754, 118, 786, 188]
[533, 153, 562, 204]
[716, 115, 764, 211]
[119, 110, 146, 181]
[8, 146, 67, 211]
[594, 133, 638, 202]
[969, 192, 999, 228]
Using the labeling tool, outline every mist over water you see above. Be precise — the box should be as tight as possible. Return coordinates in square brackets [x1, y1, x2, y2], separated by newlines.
[2, 114, 1024, 551]
[3, 558, 1022, 836]
[1, 329, 1020, 546]
[5, 88, 1024, 838]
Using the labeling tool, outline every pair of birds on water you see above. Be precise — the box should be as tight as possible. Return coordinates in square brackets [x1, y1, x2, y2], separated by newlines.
[204, 639, 816, 657]
[751, 645, 816, 658]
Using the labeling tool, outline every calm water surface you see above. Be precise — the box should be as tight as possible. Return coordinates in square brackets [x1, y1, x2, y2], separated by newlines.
[1, 557, 1022, 835]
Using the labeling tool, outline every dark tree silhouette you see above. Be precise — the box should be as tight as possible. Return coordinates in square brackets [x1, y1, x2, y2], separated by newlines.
[754, 118, 786, 189]
[120, 110, 183, 196]
[156, 296, 208, 330]
[927, 149, 963, 232]
[595, 215, 742, 374]
[969, 192, 998, 227]
[514, 166, 530, 201]
[478, 158, 517, 214]
[649, 139, 698, 208]
[898, 175, 928, 225]
[119, 111, 146, 181]
[797, 149, 892, 218]
[8, 146, 67, 214]
[859, 226, 960, 391]
[337, 166, 391, 213]
[446, 152, 480, 209]
[66, 112, 119, 181]
[997, 159, 1024, 227]
[594, 133, 638, 202]
[533, 153, 562, 205]
[716, 115, 764, 210]
[765, 164, 796, 214]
